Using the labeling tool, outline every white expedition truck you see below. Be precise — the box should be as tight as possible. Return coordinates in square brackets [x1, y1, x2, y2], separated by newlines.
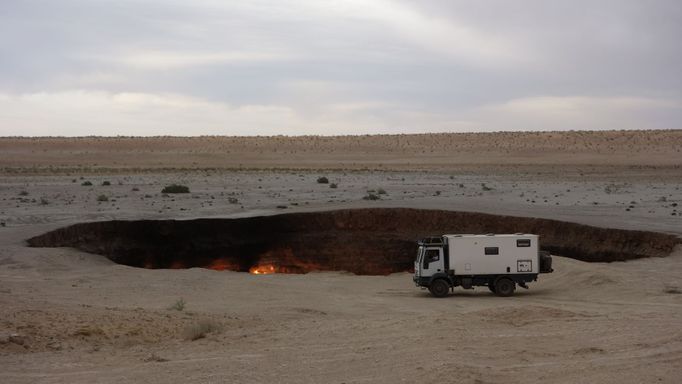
[414, 234, 553, 297]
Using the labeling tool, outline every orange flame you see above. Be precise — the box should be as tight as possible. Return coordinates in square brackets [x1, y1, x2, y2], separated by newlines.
[248, 248, 327, 274]
[249, 264, 276, 274]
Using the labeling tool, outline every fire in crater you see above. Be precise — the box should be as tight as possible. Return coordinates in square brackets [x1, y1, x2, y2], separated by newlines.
[249, 264, 277, 274]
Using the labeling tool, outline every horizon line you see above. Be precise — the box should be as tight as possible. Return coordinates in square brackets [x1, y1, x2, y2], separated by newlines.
[1, 128, 680, 140]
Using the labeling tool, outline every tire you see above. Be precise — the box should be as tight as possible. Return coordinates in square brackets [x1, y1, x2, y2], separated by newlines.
[429, 279, 450, 298]
[494, 278, 515, 297]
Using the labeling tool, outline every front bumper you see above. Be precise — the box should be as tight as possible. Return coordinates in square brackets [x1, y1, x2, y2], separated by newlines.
[413, 275, 430, 287]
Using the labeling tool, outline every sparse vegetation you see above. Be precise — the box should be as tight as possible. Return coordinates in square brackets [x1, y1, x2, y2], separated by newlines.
[131, 187, 140, 192]
[97, 194, 109, 202]
[73, 326, 105, 337]
[330, 183, 338, 189]
[363, 193, 380, 201]
[18, 190, 28, 196]
[377, 188, 387, 195]
[102, 181, 111, 186]
[317, 176, 329, 184]
[143, 353, 169, 363]
[39, 198, 49, 205]
[228, 197, 239, 204]
[168, 298, 186, 311]
[182, 319, 222, 341]
[664, 285, 681, 294]
[81, 181, 93, 186]
[162, 184, 190, 194]
[481, 183, 493, 191]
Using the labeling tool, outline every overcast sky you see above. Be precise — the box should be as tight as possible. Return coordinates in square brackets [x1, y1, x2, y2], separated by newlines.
[1, 0, 681, 136]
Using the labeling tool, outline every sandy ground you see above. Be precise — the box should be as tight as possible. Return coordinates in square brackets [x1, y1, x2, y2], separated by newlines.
[1, 131, 682, 383]
[2, 130, 681, 171]
[1, 170, 680, 233]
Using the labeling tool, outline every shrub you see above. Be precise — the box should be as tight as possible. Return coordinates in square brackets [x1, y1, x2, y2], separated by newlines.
[162, 184, 190, 194]
[143, 353, 168, 362]
[329, 183, 338, 189]
[363, 193, 380, 201]
[316, 176, 329, 184]
[102, 181, 111, 186]
[182, 319, 222, 341]
[377, 188, 387, 195]
[481, 183, 493, 191]
[168, 298, 186, 311]
[39, 198, 49, 205]
[97, 194, 109, 202]
[131, 187, 140, 192]
[228, 197, 239, 204]
[18, 190, 28, 196]
[81, 181, 93, 186]
[664, 285, 681, 294]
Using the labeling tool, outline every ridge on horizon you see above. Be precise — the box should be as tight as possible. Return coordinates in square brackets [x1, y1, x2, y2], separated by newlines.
[2, 128, 681, 140]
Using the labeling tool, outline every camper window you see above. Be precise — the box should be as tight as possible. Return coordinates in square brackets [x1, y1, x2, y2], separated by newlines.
[517, 239, 531, 247]
[484, 247, 499, 255]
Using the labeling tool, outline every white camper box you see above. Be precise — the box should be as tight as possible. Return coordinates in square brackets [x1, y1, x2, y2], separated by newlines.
[447, 234, 539, 275]
[413, 234, 552, 297]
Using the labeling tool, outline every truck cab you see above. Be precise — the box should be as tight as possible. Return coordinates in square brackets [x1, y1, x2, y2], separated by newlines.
[414, 237, 446, 287]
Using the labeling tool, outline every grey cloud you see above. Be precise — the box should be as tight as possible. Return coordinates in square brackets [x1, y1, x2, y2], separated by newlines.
[0, 0, 680, 135]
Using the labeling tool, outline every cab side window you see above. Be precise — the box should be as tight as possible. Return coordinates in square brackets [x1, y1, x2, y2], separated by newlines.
[424, 249, 440, 268]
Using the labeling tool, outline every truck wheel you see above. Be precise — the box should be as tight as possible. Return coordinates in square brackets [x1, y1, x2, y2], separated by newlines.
[429, 279, 450, 298]
[494, 278, 515, 297]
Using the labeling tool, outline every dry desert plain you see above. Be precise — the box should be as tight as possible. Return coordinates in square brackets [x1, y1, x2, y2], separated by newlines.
[1, 130, 682, 383]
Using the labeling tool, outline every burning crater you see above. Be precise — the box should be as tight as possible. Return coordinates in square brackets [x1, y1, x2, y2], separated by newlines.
[27, 208, 679, 275]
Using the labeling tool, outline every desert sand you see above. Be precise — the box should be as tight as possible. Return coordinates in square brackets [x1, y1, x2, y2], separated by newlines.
[1, 130, 681, 383]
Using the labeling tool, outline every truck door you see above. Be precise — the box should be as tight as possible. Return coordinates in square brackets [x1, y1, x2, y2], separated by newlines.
[421, 248, 444, 277]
